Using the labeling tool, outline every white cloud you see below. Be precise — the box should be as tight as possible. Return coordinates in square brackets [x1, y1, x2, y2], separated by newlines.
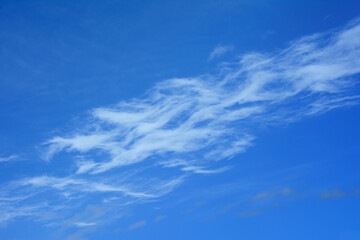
[74, 222, 96, 227]
[2, 18, 360, 227]
[19, 175, 183, 199]
[128, 220, 147, 230]
[160, 159, 230, 174]
[76, 160, 99, 174]
[0, 174, 184, 224]
[44, 19, 360, 177]
[208, 44, 234, 60]
[0, 155, 18, 162]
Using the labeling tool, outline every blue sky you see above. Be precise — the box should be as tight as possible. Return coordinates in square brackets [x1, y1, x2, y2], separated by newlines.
[1, 0, 360, 239]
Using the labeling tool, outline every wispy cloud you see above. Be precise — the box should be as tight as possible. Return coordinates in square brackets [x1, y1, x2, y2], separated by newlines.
[208, 45, 234, 61]
[45, 18, 360, 176]
[251, 187, 294, 202]
[160, 159, 230, 174]
[208, 44, 234, 60]
[20, 175, 159, 198]
[154, 215, 166, 222]
[0, 174, 184, 224]
[320, 188, 360, 199]
[128, 220, 147, 230]
[74, 222, 96, 227]
[1, 18, 360, 227]
[251, 191, 276, 201]
[0, 155, 18, 163]
[239, 209, 262, 218]
[236, 188, 296, 218]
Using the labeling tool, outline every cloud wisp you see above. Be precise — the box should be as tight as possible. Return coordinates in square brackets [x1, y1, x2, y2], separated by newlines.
[128, 220, 147, 230]
[208, 44, 234, 60]
[320, 188, 360, 199]
[0, 175, 184, 225]
[1, 18, 360, 227]
[0, 155, 18, 163]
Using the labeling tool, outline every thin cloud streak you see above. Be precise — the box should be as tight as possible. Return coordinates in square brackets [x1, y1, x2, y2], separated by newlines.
[74, 222, 96, 227]
[20, 176, 158, 198]
[0, 155, 18, 163]
[0, 175, 184, 224]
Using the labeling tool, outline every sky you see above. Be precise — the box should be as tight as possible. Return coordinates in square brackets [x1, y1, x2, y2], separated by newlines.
[0, 0, 360, 239]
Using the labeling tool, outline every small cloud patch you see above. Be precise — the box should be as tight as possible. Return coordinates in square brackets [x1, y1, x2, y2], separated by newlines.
[74, 222, 96, 227]
[128, 220, 147, 230]
[154, 215, 166, 222]
[208, 44, 234, 61]
[320, 189, 360, 199]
